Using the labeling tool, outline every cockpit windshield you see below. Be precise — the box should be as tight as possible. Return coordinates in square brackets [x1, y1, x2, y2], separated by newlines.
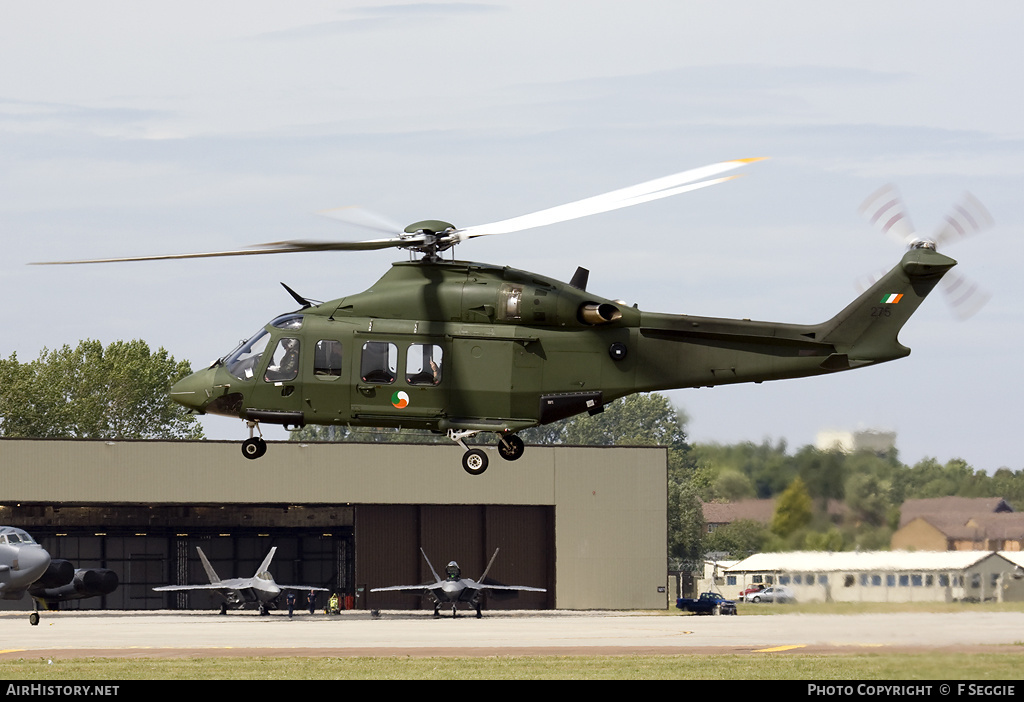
[0, 530, 35, 545]
[223, 316, 303, 382]
[224, 329, 271, 381]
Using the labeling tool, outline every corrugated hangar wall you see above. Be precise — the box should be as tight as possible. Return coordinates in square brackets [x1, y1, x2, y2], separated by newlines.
[0, 439, 667, 611]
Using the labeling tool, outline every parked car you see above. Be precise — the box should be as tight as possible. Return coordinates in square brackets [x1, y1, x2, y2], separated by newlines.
[739, 585, 764, 598]
[744, 586, 795, 603]
[676, 591, 738, 615]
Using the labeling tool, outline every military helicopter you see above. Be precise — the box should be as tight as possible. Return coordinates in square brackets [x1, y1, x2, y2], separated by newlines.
[37, 158, 959, 474]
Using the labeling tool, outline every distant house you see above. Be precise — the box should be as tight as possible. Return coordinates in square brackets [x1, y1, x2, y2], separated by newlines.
[702, 499, 777, 533]
[899, 497, 1014, 527]
[892, 497, 1022, 552]
[702, 498, 846, 534]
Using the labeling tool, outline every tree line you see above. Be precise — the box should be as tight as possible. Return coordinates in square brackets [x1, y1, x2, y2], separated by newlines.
[0, 339, 203, 440]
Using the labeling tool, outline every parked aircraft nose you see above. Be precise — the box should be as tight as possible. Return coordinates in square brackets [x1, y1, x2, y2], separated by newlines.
[19, 546, 51, 584]
[169, 368, 215, 412]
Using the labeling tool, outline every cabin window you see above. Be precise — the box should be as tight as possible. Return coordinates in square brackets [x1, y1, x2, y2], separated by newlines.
[314, 340, 343, 379]
[264, 338, 300, 382]
[406, 344, 443, 385]
[225, 329, 271, 381]
[360, 342, 397, 384]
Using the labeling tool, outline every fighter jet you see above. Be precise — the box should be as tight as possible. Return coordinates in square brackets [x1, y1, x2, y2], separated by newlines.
[0, 526, 118, 625]
[371, 547, 546, 618]
[154, 546, 327, 615]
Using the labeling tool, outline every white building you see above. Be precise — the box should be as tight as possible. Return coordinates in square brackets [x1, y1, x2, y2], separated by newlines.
[815, 429, 896, 455]
[711, 551, 1024, 603]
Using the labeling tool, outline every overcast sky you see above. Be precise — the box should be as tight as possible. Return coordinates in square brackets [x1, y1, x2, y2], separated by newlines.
[2, 1, 1021, 471]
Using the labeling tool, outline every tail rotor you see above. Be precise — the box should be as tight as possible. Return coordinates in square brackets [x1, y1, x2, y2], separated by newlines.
[858, 184, 993, 319]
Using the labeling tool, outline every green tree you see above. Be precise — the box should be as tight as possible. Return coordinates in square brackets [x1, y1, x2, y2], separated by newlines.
[668, 480, 705, 564]
[845, 472, 891, 527]
[794, 445, 847, 505]
[704, 519, 770, 559]
[771, 476, 813, 537]
[711, 468, 756, 502]
[0, 340, 203, 440]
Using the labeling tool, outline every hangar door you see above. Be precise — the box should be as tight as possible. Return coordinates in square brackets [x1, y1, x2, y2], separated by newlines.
[357, 504, 553, 611]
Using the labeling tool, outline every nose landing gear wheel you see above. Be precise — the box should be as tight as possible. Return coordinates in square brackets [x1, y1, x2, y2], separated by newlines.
[242, 437, 267, 459]
[462, 448, 488, 475]
[496, 434, 525, 461]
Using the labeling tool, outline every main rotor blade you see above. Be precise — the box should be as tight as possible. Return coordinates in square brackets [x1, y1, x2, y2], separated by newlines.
[31, 235, 423, 264]
[316, 206, 406, 236]
[453, 157, 765, 241]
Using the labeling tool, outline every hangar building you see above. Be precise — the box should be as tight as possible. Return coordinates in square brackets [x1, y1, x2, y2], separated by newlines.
[0, 438, 668, 613]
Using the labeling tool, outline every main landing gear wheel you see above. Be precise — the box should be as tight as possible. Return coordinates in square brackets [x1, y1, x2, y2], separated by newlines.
[241, 437, 267, 460]
[29, 612, 39, 626]
[496, 434, 525, 461]
[462, 449, 488, 475]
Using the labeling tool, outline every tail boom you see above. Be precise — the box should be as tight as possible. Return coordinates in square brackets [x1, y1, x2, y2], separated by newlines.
[631, 248, 955, 392]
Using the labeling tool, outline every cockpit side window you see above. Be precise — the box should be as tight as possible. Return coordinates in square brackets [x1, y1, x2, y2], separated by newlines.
[406, 343, 443, 385]
[225, 329, 271, 381]
[314, 340, 343, 379]
[265, 338, 301, 382]
[360, 341, 397, 384]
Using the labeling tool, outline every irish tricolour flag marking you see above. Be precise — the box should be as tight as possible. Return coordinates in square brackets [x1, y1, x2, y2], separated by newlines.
[880, 293, 903, 304]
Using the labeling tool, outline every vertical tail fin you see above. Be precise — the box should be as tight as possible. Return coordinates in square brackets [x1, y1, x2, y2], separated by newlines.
[255, 547, 277, 577]
[196, 547, 222, 585]
[820, 247, 956, 367]
[478, 548, 500, 583]
[420, 547, 443, 583]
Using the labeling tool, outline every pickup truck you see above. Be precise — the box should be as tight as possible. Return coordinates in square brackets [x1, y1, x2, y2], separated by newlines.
[675, 592, 738, 615]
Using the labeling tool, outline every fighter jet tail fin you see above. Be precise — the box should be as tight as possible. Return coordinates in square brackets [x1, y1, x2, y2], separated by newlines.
[420, 547, 442, 583]
[255, 547, 277, 577]
[196, 547, 222, 584]
[478, 548, 500, 583]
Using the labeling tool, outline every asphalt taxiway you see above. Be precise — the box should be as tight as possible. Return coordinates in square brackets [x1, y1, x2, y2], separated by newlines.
[2, 609, 1023, 658]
